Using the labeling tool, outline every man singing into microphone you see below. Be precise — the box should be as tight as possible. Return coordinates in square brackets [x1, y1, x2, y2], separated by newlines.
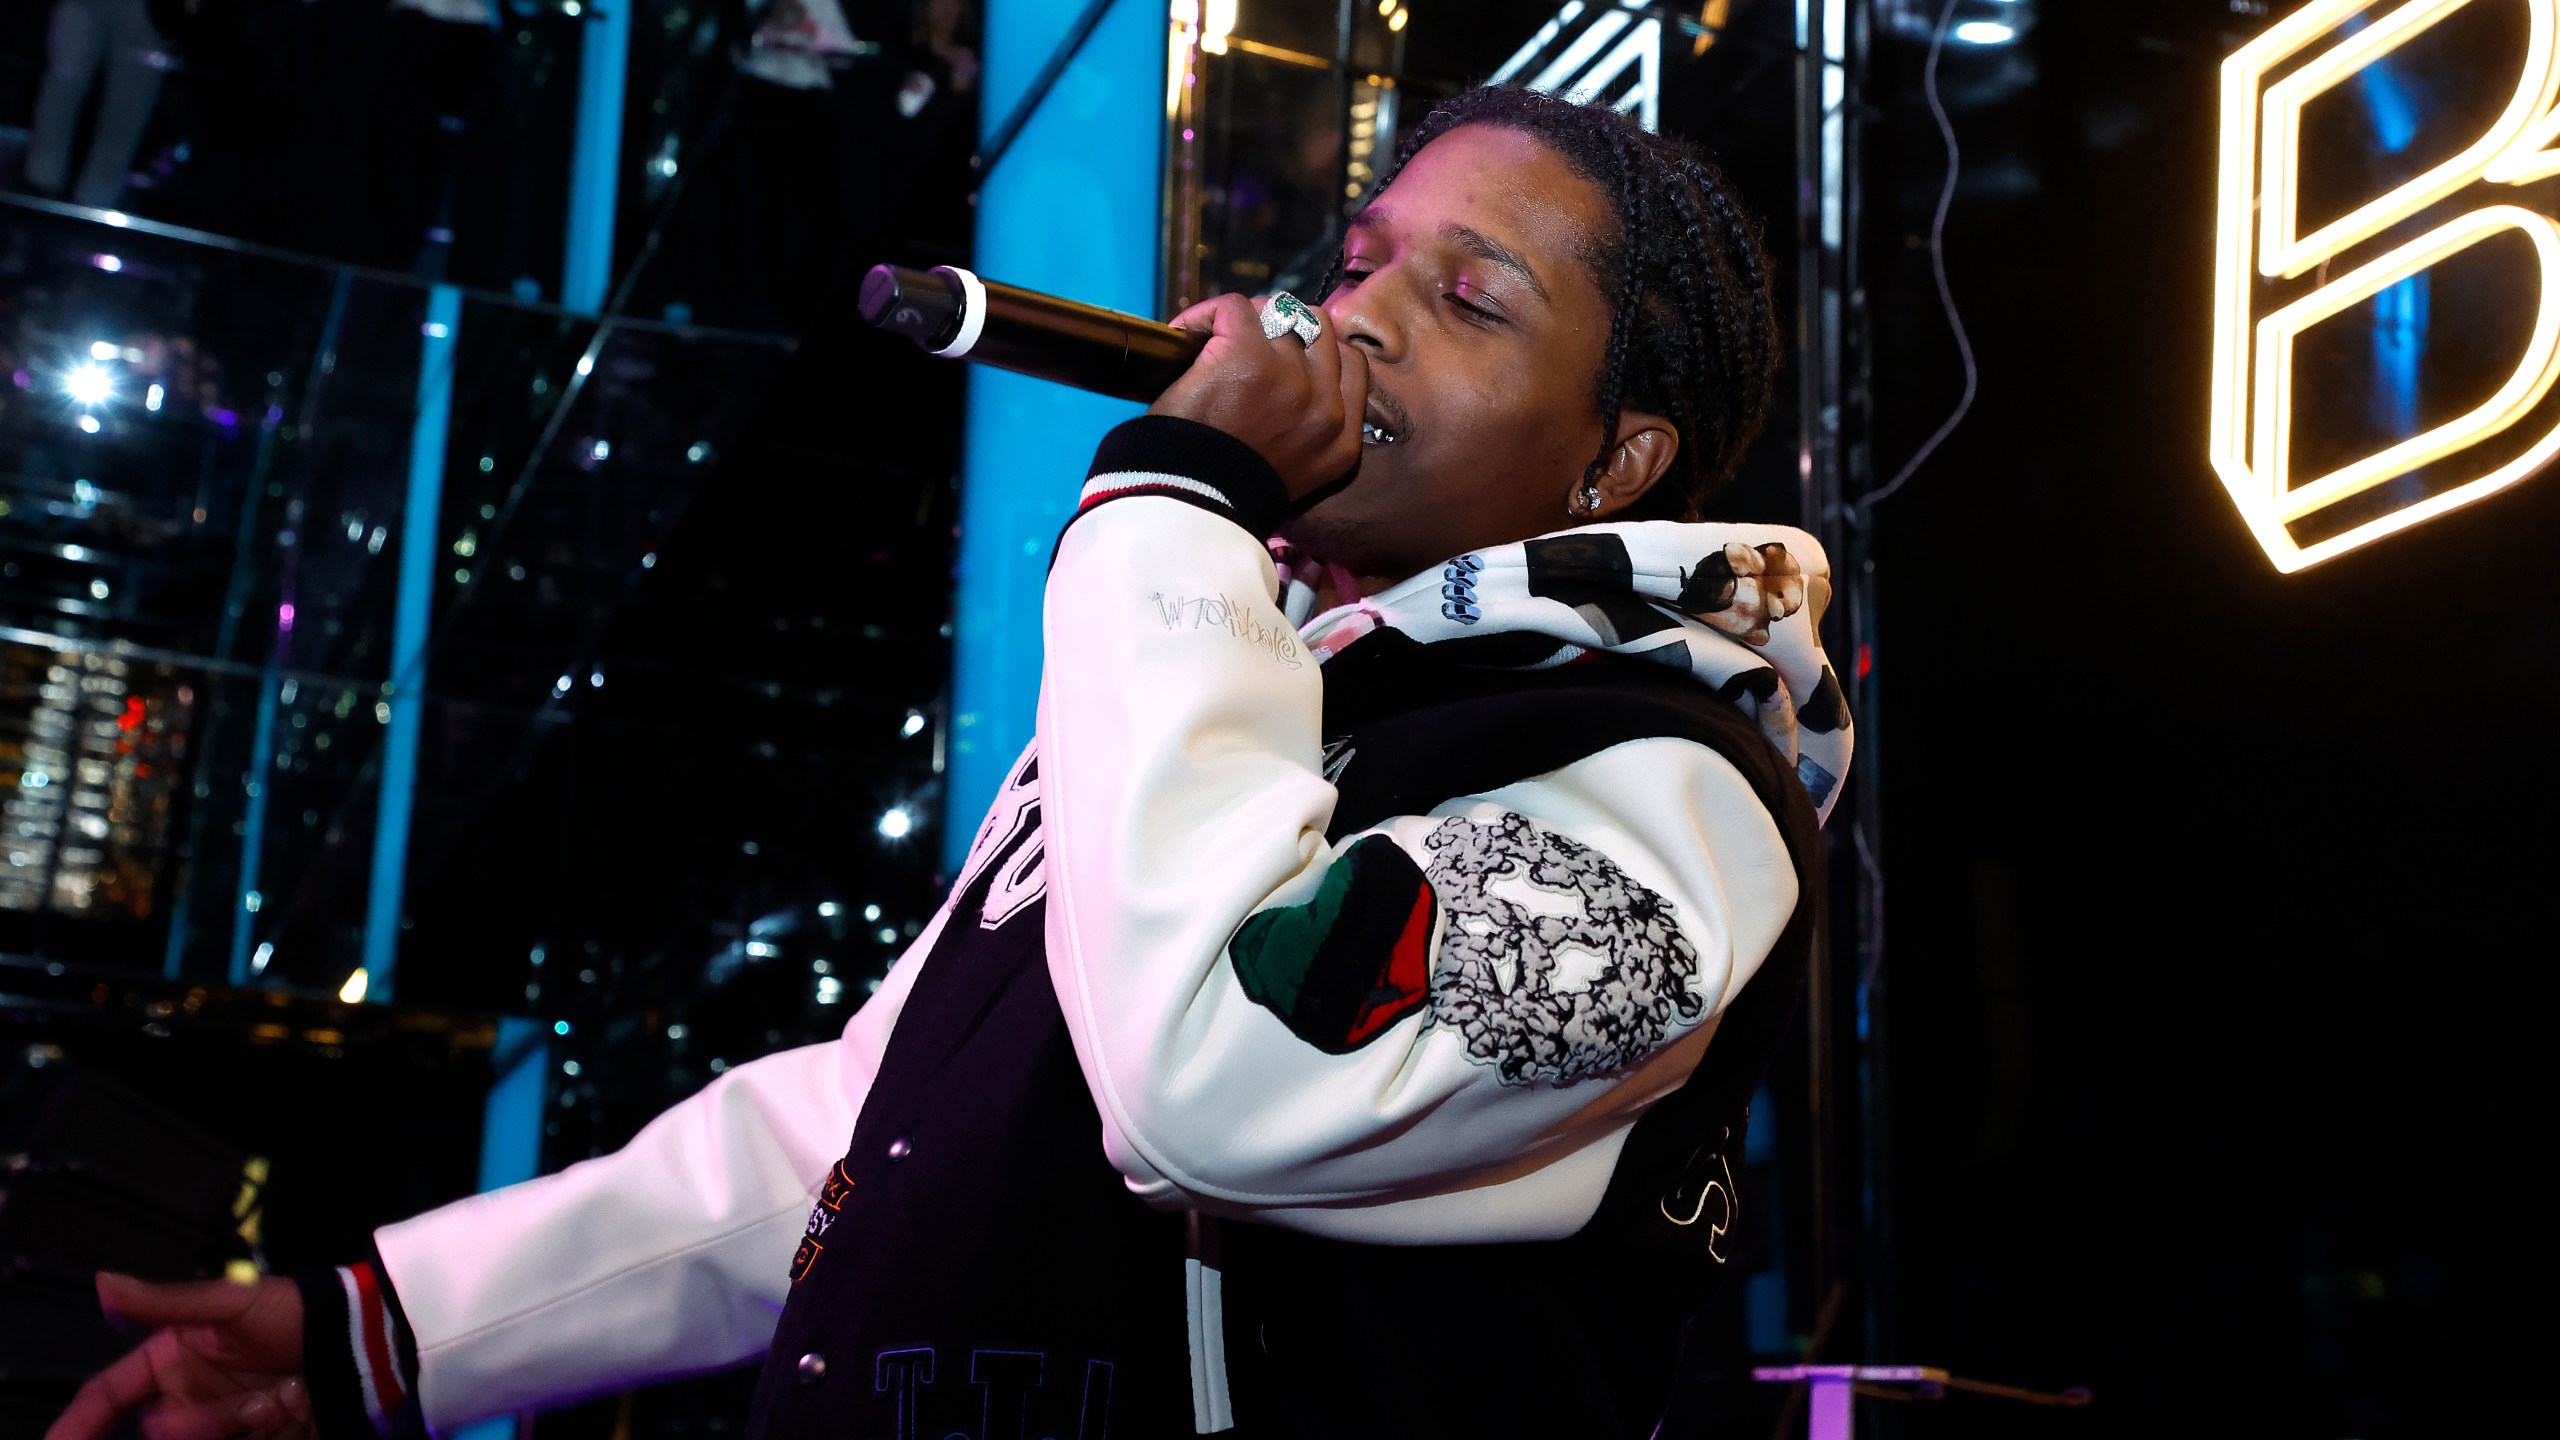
[51, 86, 1848, 1440]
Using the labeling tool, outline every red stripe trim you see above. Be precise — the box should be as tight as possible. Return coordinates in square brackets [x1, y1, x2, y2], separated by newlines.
[1345, 885, 1436, 1046]
[349, 1263, 404, 1414]
[1076, 482, 1233, 514]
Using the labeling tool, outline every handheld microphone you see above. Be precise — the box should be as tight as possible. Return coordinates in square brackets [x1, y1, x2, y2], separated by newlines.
[858, 264, 1207, 405]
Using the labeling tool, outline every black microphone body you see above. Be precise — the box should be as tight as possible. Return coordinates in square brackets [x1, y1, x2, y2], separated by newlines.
[859, 263, 1207, 404]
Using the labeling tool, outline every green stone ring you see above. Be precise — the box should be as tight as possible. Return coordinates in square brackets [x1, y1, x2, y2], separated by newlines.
[1260, 292, 1323, 347]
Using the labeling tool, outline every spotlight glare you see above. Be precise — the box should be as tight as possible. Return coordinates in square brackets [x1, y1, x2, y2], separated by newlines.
[877, 806, 914, 840]
[901, 710, 927, 737]
[64, 363, 113, 406]
[89, 341, 118, 360]
[1952, 20, 2015, 44]
[145, 383, 163, 411]
[338, 969, 370, 1004]
[77, 414, 101, 434]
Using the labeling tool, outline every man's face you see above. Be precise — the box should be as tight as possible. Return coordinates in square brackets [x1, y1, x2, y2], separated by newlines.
[1282, 125, 1621, 585]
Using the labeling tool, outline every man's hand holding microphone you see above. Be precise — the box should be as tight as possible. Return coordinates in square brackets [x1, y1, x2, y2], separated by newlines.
[1148, 291, 1369, 503]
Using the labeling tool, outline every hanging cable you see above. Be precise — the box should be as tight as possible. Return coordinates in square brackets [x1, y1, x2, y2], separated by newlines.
[1856, 0, 1976, 516]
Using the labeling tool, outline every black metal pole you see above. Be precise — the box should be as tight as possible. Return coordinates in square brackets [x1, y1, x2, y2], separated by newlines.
[972, 0, 1122, 184]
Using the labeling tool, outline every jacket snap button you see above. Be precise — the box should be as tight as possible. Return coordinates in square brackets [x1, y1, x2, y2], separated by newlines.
[886, 1136, 912, 1162]
[796, 1352, 827, 1385]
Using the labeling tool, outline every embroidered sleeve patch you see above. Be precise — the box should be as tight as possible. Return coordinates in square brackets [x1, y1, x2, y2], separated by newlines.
[1230, 836, 1439, 1053]
[1422, 812, 1706, 1087]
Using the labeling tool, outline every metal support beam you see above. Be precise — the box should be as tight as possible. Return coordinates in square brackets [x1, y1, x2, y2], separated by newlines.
[447, 1015, 549, 1440]
[1795, 0, 1890, 1390]
[362, 285, 462, 1003]
[477, 1015, 550, 1191]
[946, 0, 1166, 864]
[563, 4, 631, 311]
[226, 673, 280, 986]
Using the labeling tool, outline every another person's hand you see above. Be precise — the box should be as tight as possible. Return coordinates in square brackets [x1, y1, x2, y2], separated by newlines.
[1151, 293, 1368, 502]
[47, 1273, 312, 1440]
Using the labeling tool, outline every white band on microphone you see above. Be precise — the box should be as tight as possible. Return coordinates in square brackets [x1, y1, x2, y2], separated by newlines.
[930, 266, 989, 359]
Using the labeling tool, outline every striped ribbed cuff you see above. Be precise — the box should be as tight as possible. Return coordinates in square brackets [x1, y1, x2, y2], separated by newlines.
[295, 1257, 422, 1440]
[1074, 416, 1290, 540]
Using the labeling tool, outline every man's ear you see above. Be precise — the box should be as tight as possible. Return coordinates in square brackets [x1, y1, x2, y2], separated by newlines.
[1576, 408, 1681, 519]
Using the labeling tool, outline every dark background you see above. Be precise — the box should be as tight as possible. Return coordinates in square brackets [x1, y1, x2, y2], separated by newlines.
[1861, 1, 2557, 1434]
[0, 0, 2552, 1436]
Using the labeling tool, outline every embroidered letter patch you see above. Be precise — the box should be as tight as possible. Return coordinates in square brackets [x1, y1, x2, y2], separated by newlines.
[1230, 836, 1438, 1053]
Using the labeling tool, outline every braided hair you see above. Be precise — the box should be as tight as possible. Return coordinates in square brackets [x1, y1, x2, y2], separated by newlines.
[1316, 87, 1781, 520]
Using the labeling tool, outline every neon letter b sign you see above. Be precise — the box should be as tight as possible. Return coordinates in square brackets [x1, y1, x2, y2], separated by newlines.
[2211, 0, 2560, 571]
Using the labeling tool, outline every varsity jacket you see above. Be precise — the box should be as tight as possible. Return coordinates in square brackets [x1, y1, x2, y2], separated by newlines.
[298, 416, 1852, 1440]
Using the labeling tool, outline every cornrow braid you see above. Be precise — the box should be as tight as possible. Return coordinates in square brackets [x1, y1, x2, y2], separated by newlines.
[1584, 120, 1651, 498]
[1317, 86, 1782, 519]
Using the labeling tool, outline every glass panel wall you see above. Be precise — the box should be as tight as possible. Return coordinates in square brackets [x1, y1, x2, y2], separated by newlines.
[0, 23, 973, 1429]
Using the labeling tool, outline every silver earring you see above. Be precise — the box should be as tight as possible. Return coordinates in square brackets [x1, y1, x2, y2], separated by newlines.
[1574, 484, 1602, 516]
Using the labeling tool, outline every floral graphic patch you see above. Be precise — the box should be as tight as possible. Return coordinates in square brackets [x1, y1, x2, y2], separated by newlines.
[1423, 812, 1705, 1087]
[1677, 542, 1806, 645]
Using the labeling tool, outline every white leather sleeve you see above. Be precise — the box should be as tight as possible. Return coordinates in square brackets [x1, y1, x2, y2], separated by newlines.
[1039, 497, 1797, 1246]
[373, 908, 942, 1430]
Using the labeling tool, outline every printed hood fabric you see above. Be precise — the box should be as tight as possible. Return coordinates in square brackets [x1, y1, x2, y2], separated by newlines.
[1284, 522, 1854, 823]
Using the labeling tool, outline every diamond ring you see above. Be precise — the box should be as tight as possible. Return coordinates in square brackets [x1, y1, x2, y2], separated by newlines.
[1259, 292, 1323, 347]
